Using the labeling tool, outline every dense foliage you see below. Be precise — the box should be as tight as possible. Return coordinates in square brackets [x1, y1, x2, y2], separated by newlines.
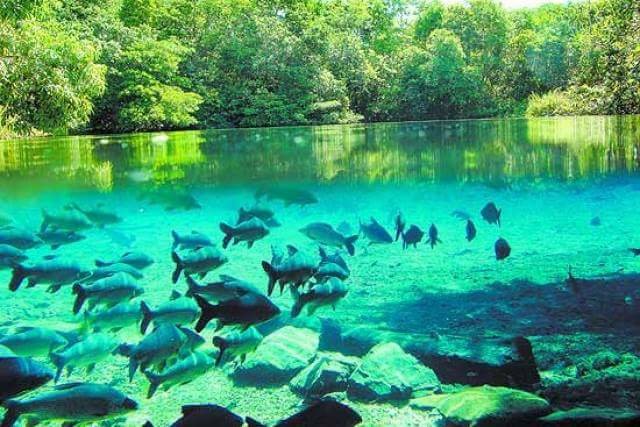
[0, 0, 638, 136]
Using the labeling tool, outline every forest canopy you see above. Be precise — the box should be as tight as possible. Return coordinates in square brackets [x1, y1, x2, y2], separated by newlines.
[0, 0, 638, 136]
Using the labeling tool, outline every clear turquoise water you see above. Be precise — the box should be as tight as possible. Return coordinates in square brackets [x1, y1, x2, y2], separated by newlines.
[1, 116, 640, 425]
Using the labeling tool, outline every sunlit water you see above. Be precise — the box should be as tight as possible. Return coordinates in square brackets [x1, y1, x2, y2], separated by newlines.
[1, 116, 640, 425]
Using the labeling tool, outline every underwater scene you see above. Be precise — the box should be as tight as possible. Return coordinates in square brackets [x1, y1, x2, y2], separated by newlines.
[1, 115, 640, 426]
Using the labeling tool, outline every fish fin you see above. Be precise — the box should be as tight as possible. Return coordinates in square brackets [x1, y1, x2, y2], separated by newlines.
[50, 353, 66, 383]
[143, 370, 161, 399]
[8, 265, 27, 292]
[142, 421, 154, 427]
[50, 244, 60, 250]
[140, 301, 153, 334]
[39, 209, 50, 233]
[94, 259, 109, 267]
[247, 240, 254, 249]
[219, 223, 234, 249]
[170, 290, 182, 300]
[290, 287, 305, 318]
[184, 275, 198, 297]
[171, 230, 180, 250]
[47, 283, 62, 293]
[214, 320, 225, 332]
[171, 251, 183, 284]
[245, 417, 267, 427]
[128, 358, 139, 382]
[318, 246, 327, 260]
[72, 284, 87, 314]
[345, 235, 358, 256]
[286, 245, 298, 256]
[212, 336, 227, 366]
[262, 261, 277, 296]
[1, 400, 20, 427]
[86, 363, 96, 375]
[194, 294, 217, 333]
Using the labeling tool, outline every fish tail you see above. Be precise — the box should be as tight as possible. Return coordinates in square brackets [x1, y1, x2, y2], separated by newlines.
[261, 261, 277, 296]
[184, 275, 198, 297]
[219, 222, 234, 249]
[170, 230, 180, 250]
[0, 400, 20, 427]
[345, 235, 358, 256]
[193, 294, 217, 333]
[171, 251, 183, 284]
[50, 353, 66, 383]
[143, 370, 161, 399]
[140, 301, 153, 334]
[211, 336, 228, 366]
[8, 264, 27, 292]
[72, 283, 87, 314]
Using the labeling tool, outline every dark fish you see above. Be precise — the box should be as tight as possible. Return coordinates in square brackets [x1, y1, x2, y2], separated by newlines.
[193, 293, 281, 332]
[212, 327, 263, 366]
[9, 259, 90, 292]
[262, 246, 317, 295]
[254, 187, 318, 207]
[495, 238, 511, 260]
[1, 383, 138, 427]
[143, 352, 214, 398]
[318, 247, 349, 273]
[481, 202, 501, 226]
[171, 246, 228, 284]
[0, 244, 27, 270]
[590, 216, 601, 226]
[465, 219, 476, 242]
[185, 275, 263, 302]
[401, 225, 424, 249]
[141, 188, 201, 211]
[300, 223, 358, 256]
[291, 277, 348, 318]
[426, 224, 442, 249]
[0, 327, 68, 357]
[220, 217, 270, 249]
[163, 404, 264, 427]
[313, 262, 349, 283]
[394, 211, 406, 242]
[237, 205, 280, 227]
[451, 210, 471, 221]
[0, 227, 42, 250]
[140, 291, 199, 334]
[80, 302, 142, 333]
[95, 251, 154, 270]
[629, 248, 640, 256]
[50, 333, 120, 382]
[274, 399, 362, 427]
[0, 357, 54, 402]
[66, 203, 122, 228]
[40, 208, 92, 232]
[360, 218, 393, 244]
[36, 230, 85, 250]
[121, 324, 204, 381]
[171, 230, 213, 251]
[72, 272, 144, 314]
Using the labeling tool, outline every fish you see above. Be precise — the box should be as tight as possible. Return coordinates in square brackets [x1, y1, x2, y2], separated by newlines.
[0, 356, 54, 402]
[451, 210, 471, 221]
[171, 246, 228, 284]
[313, 262, 349, 283]
[629, 248, 640, 256]
[426, 223, 442, 248]
[140, 291, 200, 334]
[495, 237, 511, 260]
[359, 218, 393, 244]
[401, 224, 424, 249]
[193, 293, 281, 332]
[141, 188, 202, 211]
[318, 247, 349, 273]
[143, 352, 214, 398]
[237, 205, 280, 227]
[72, 272, 144, 314]
[121, 323, 205, 381]
[394, 211, 406, 241]
[299, 223, 358, 256]
[1, 383, 138, 427]
[481, 202, 501, 226]
[0, 227, 42, 250]
[162, 404, 263, 427]
[102, 227, 136, 247]
[171, 230, 214, 251]
[0, 244, 27, 270]
[65, 202, 122, 228]
[95, 250, 154, 270]
[220, 217, 270, 249]
[83, 263, 144, 284]
[185, 275, 263, 302]
[274, 399, 362, 427]
[465, 219, 477, 242]
[212, 327, 263, 366]
[291, 277, 348, 318]
[36, 230, 85, 250]
[590, 216, 601, 226]
[50, 333, 120, 382]
[254, 186, 318, 207]
[40, 208, 92, 232]
[80, 302, 142, 333]
[0, 327, 68, 357]
[262, 245, 318, 295]
[9, 259, 90, 292]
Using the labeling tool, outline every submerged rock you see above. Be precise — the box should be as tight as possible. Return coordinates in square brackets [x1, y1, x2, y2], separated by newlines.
[232, 326, 318, 385]
[347, 342, 441, 402]
[535, 407, 640, 426]
[290, 352, 359, 397]
[411, 385, 551, 427]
